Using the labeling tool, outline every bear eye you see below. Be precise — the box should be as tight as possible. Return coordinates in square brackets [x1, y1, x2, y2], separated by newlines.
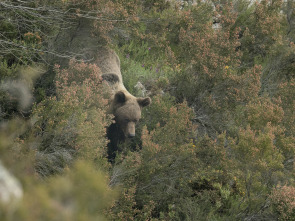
[124, 119, 130, 123]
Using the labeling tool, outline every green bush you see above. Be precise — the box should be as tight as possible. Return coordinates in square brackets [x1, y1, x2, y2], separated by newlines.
[270, 185, 295, 220]
[13, 160, 117, 221]
[30, 60, 112, 176]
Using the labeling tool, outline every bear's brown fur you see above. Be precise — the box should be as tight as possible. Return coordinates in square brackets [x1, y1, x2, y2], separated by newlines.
[95, 47, 151, 138]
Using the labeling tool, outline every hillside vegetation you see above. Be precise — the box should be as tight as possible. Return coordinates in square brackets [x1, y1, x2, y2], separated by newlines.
[0, 0, 295, 220]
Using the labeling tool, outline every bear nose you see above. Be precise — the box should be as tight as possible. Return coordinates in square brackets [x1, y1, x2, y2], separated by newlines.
[128, 133, 135, 138]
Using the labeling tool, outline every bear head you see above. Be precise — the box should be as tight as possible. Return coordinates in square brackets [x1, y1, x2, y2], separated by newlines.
[112, 91, 151, 138]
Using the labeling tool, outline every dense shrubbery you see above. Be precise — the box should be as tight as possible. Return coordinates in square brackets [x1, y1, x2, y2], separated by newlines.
[1, 0, 295, 220]
[31, 60, 112, 176]
[270, 185, 295, 220]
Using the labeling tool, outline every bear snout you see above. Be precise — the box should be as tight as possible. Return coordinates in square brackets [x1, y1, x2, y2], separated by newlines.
[126, 122, 136, 138]
[128, 133, 135, 138]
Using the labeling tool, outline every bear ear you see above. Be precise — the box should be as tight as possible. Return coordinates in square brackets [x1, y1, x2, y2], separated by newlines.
[137, 97, 151, 108]
[114, 91, 126, 104]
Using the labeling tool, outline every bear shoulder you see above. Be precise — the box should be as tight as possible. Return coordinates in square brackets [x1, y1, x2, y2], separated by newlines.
[95, 47, 121, 77]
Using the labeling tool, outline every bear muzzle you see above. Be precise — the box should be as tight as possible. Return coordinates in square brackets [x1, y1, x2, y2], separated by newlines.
[128, 133, 135, 138]
[126, 122, 136, 138]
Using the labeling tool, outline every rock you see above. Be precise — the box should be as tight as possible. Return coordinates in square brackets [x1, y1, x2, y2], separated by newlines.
[0, 161, 23, 206]
[134, 81, 147, 97]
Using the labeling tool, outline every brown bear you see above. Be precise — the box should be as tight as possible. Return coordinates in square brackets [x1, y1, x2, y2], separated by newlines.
[95, 47, 151, 139]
